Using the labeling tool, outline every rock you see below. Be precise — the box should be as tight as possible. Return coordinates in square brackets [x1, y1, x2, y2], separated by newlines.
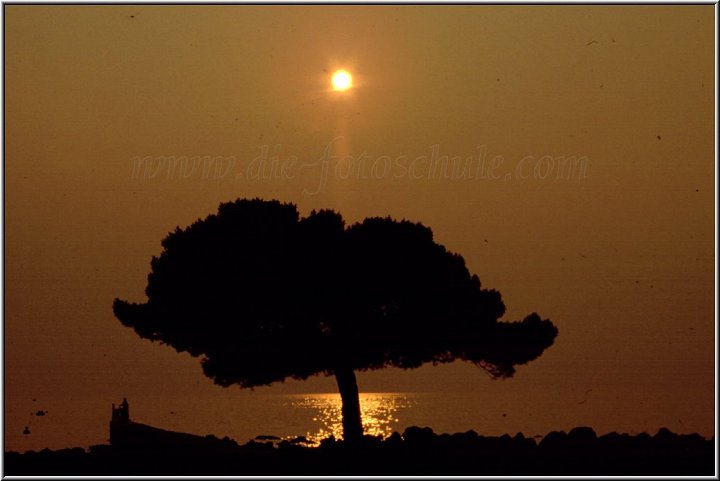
[402, 426, 436, 444]
[565, 426, 597, 450]
[539, 430, 568, 449]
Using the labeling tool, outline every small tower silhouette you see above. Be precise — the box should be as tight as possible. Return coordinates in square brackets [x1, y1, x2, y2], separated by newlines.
[110, 398, 131, 446]
[111, 398, 130, 423]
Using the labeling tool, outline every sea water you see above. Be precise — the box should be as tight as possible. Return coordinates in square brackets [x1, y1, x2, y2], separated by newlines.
[6, 390, 704, 453]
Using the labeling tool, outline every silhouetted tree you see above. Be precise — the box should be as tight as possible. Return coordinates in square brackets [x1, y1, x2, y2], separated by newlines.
[113, 198, 558, 443]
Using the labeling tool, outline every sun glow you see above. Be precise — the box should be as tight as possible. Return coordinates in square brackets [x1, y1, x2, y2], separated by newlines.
[331, 70, 353, 91]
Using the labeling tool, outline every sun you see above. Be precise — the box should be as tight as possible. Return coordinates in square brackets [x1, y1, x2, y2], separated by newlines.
[331, 70, 353, 91]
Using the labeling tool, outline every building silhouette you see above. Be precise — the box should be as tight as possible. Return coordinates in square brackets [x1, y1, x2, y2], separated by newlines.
[109, 399, 236, 452]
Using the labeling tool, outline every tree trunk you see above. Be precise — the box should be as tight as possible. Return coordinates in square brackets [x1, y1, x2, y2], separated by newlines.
[334, 366, 363, 443]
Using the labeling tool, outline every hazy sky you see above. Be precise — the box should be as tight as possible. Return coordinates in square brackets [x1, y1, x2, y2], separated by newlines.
[4, 5, 715, 452]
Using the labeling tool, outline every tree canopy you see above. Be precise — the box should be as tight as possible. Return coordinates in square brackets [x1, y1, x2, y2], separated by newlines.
[114, 198, 558, 389]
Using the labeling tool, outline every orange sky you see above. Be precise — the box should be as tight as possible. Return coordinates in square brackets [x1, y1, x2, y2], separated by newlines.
[4, 5, 715, 452]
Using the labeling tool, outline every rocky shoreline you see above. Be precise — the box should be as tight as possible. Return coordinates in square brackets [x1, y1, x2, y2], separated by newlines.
[5, 426, 714, 476]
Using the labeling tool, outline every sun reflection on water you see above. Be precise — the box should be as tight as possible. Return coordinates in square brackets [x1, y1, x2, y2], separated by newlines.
[283, 393, 415, 444]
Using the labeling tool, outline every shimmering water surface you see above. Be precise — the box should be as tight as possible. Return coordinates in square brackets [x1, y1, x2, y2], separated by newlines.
[280, 393, 416, 443]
